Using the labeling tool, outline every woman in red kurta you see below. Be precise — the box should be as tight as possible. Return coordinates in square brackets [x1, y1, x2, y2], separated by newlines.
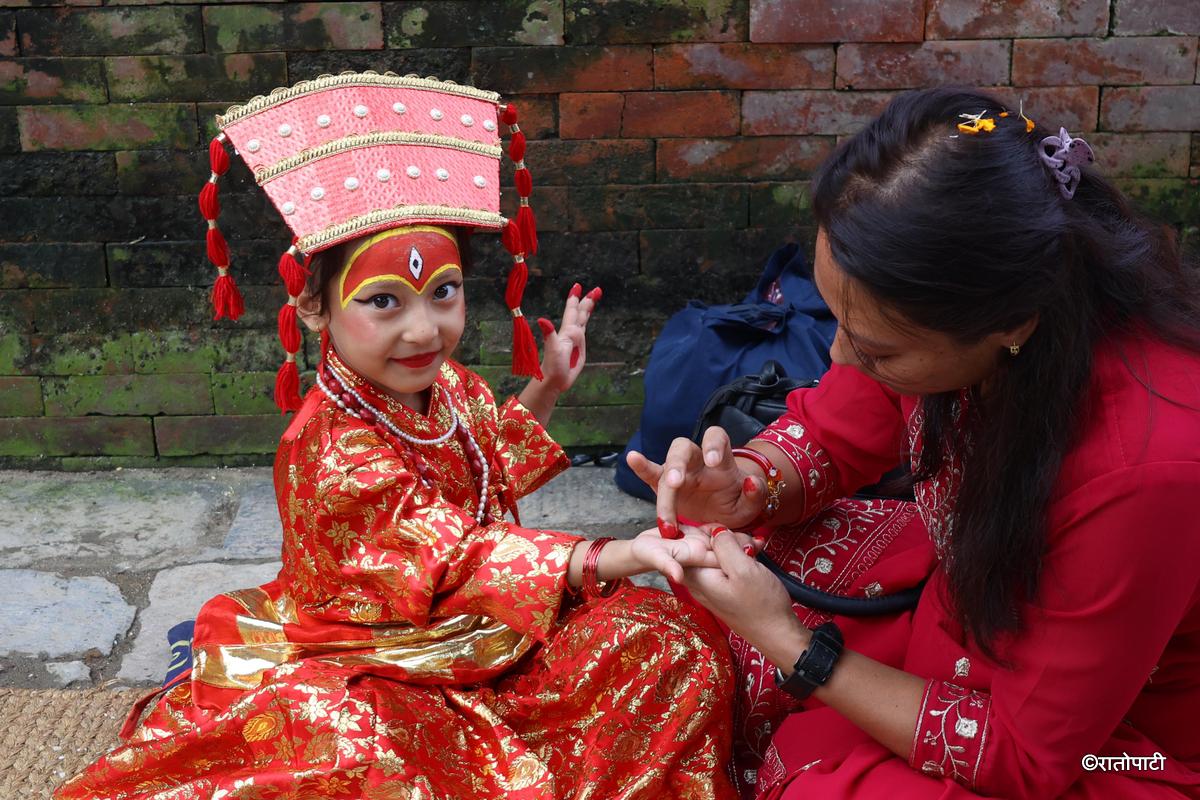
[630, 88, 1200, 798]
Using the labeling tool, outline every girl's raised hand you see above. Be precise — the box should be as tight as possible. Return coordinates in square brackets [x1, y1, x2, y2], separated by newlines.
[536, 283, 600, 396]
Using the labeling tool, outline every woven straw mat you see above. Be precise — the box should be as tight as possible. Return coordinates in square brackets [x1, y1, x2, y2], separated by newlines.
[0, 687, 147, 799]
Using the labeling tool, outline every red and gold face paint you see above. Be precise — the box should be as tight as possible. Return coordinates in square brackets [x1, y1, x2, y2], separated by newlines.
[338, 225, 461, 308]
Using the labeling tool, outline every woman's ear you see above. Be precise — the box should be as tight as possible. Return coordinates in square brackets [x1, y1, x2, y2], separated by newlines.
[296, 288, 328, 333]
[991, 313, 1039, 352]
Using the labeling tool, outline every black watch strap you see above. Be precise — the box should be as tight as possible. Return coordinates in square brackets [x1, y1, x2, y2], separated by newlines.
[774, 621, 844, 700]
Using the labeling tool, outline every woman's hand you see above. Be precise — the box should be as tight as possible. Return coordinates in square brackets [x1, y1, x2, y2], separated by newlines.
[519, 283, 599, 426]
[678, 524, 801, 649]
[628, 523, 755, 583]
[626, 426, 767, 537]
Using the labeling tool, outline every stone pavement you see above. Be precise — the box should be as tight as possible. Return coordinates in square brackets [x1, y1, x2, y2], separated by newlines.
[0, 465, 660, 690]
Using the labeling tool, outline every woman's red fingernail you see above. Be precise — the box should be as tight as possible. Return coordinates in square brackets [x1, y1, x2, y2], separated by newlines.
[744, 545, 756, 557]
[743, 476, 757, 494]
[569, 347, 580, 369]
[657, 517, 683, 539]
[586, 287, 602, 302]
[569, 283, 583, 299]
[536, 318, 554, 337]
[711, 525, 731, 539]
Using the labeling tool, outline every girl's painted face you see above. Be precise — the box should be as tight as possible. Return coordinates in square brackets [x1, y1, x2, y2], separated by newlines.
[812, 229, 1027, 396]
[304, 225, 466, 407]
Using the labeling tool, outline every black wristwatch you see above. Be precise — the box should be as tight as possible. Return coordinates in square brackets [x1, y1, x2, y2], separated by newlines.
[774, 621, 844, 700]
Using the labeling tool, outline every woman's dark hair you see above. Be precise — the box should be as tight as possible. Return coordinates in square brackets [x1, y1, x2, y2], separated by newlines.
[811, 87, 1200, 660]
[303, 227, 475, 313]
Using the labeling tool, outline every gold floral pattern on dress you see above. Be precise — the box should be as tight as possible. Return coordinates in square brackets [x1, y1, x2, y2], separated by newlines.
[56, 357, 737, 800]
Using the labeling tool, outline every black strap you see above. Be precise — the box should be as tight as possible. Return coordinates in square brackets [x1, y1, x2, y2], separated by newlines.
[757, 553, 924, 617]
[775, 621, 844, 699]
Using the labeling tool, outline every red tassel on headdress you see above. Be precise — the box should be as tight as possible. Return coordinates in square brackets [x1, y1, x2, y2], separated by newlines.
[277, 303, 301, 354]
[206, 227, 229, 267]
[274, 358, 302, 413]
[516, 203, 538, 256]
[212, 272, 245, 321]
[272, 243, 309, 414]
[499, 219, 542, 380]
[502, 104, 539, 255]
[201, 134, 244, 321]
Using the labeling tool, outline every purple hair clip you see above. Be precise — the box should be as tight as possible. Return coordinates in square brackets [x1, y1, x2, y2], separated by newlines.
[1038, 127, 1095, 200]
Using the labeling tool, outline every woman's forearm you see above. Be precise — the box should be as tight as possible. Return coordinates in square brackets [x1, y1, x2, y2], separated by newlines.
[761, 616, 925, 760]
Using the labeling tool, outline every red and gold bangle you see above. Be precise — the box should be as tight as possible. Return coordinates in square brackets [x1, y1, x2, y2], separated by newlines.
[732, 447, 786, 521]
[581, 537, 616, 601]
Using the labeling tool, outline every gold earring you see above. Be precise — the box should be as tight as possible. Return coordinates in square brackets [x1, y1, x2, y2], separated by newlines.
[1009, 343, 1021, 357]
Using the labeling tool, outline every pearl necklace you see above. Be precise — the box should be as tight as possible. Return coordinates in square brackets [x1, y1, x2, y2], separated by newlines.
[316, 360, 493, 524]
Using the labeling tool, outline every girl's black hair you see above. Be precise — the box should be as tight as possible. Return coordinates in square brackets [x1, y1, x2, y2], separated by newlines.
[304, 227, 475, 313]
[811, 86, 1200, 660]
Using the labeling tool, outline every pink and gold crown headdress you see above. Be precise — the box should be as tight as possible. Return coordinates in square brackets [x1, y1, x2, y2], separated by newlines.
[198, 71, 542, 412]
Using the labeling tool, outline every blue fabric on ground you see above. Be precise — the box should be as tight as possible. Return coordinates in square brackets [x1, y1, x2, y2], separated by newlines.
[164, 619, 195, 686]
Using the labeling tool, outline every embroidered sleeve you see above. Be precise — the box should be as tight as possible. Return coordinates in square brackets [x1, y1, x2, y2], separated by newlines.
[752, 364, 906, 519]
[495, 395, 570, 500]
[909, 680, 992, 789]
[289, 429, 580, 641]
[947, 463, 1200, 798]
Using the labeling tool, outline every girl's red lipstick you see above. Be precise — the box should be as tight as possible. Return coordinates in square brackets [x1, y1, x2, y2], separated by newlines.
[393, 352, 439, 368]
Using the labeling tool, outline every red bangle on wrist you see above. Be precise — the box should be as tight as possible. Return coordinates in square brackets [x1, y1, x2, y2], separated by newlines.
[581, 537, 616, 601]
[732, 447, 786, 521]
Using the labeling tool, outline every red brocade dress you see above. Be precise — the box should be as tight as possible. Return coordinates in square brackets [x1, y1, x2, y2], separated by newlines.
[57, 355, 737, 800]
[728, 333, 1200, 799]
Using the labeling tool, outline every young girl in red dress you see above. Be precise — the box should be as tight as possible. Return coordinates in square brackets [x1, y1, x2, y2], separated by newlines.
[56, 73, 740, 800]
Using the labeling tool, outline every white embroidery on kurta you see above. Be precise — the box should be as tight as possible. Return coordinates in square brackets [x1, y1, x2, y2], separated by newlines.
[913, 681, 990, 788]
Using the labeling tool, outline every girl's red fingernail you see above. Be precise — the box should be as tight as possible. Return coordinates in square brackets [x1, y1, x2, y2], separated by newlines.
[657, 517, 683, 539]
[536, 318, 555, 337]
[743, 476, 757, 494]
[586, 287, 603, 302]
[569, 347, 580, 369]
[569, 283, 583, 299]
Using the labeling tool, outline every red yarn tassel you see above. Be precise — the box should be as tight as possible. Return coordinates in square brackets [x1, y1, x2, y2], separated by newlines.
[209, 138, 230, 176]
[501, 219, 524, 257]
[505, 258, 528, 310]
[514, 168, 532, 198]
[277, 304, 301, 354]
[511, 315, 543, 380]
[273, 359, 302, 413]
[211, 272, 244, 321]
[198, 182, 220, 220]
[508, 130, 526, 163]
[517, 204, 538, 256]
[277, 249, 307, 296]
[501, 103, 519, 126]
[206, 227, 229, 267]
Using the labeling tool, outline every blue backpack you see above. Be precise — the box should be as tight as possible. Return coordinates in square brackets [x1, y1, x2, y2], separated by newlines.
[614, 242, 837, 501]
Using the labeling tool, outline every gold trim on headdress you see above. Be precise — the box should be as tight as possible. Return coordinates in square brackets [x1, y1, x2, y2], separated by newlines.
[297, 204, 504, 253]
[254, 131, 502, 183]
[217, 71, 501, 128]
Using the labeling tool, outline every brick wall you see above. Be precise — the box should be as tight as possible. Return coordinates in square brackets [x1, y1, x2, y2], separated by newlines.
[1, 0, 1197, 469]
